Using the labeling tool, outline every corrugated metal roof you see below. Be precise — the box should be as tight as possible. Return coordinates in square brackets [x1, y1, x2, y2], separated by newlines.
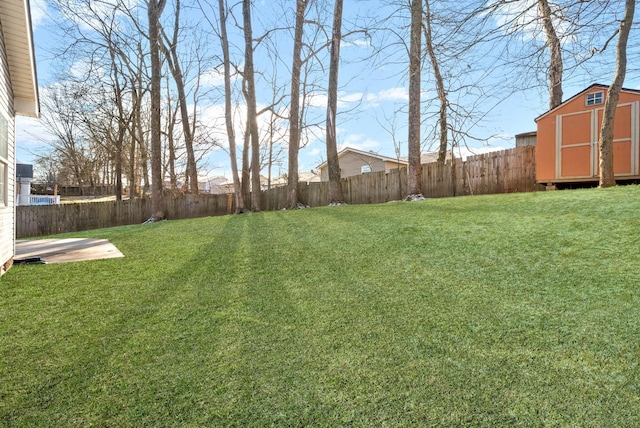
[0, 0, 39, 117]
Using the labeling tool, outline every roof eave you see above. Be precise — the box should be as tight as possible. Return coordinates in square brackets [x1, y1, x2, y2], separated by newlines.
[15, 97, 39, 117]
[1, 0, 40, 118]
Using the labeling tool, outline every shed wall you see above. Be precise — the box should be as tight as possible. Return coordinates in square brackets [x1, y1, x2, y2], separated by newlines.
[536, 87, 640, 183]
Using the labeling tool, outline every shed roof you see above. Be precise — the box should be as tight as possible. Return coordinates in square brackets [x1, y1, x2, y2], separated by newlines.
[534, 83, 640, 122]
[515, 131, 537, 138]
[0, 0, 39, 117]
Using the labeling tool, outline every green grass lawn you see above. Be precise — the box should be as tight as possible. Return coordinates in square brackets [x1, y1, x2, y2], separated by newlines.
[2, 186, 640, 426]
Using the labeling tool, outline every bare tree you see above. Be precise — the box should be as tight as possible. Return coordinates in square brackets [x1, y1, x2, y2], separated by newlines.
[537, 0, 563, 109]
[148, 0, 167, 220]
[242, 0, 262, 211]
[599, 0, 635, 188]
[287, 0, 309, 209]
[126, 43, 150, 198]
[159, 0, 199, 193]
[217, 0, 246, 212]
[422, 0, 448, 164]
[37, 84, 91, 188]
[106, 45, 129, 200]
[407, 0, 423, 198]
[325, 0, 345, 204]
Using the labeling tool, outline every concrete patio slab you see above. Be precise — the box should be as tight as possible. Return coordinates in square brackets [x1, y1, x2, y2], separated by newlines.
[15, 238, 124, 264]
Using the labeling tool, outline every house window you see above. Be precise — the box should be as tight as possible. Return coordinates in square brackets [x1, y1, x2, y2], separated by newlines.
[0, 115, 7, 207]
[586, 92, 604, 106]
[0, 163, 5, 207]
[361, 165, 372, 174]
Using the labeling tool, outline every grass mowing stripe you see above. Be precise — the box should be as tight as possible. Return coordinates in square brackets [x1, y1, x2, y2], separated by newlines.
[1, 186, 640, 426]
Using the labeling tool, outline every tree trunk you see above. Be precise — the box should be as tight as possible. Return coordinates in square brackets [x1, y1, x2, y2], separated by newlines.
[241, 127, 250, 207]
[326, 0, 345, 204]
[538, 0, 563, 110]
[242, 0, 261, 211]
[423, 0, 448, 165]
[140, 126, 150, 195]
[287, 0, 307, 209]
[114, 124, 124, 200]
[407, 0, 423, 197]
[106, 48, 125, 201]
[218, 0, 245, 213]
[599, 0, 634, 188]
[148, 0, 167, 220]
[129, 84, 140, 198]
[167, 102, 178, 190]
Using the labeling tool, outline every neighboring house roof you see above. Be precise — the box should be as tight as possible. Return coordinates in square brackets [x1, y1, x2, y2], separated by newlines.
[267, 174, 287, 187]
[534, 83, 640, 122]
[317, 147, 406, 170]
[0, 0, 39, 117]
[298, 171, 321, 183]
[401, 151, 453, 164]
[203, 176, 231, 186]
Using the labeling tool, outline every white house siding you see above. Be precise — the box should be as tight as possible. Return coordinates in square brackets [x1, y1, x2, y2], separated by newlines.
[0, 23, 16, 274]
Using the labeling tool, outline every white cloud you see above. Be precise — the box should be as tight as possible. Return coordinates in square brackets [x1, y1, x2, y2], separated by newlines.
[15, 116, 52, 165]
[16, 116, 48, 146]
[307, 93, 328, 109]
[339, 92, 363, 104]
[341, 38, 371, 48]
[341, 133, 364, 146]
[30, 0, 49, 27]
[68, 60, 105, 80]
[306, 91, 363, 109]
[359, 138, 381, 149]
[364, 87, 408, 107]
[309, 147, 322, 157]
[200, 69, 225, 88]
[488, 0, 569, 42]
[61, 0, 141, 33]
[196, 100, 304, 151]
[200, 66, 243, 88]
[455, 145, 509, 161]
[338, 133, 381, 152]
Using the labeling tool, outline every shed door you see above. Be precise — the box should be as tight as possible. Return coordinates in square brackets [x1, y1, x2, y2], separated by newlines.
[595, 101, 638, 177]
[557, 101, 639, 179]
[557, 110, 595, 179]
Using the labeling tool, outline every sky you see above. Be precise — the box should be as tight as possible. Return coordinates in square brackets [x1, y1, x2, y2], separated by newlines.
[15, 0, 640, 180]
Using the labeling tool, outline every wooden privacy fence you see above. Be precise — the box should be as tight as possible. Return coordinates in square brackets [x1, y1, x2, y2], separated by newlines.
[423, 145, 537, 197]
[17, 193, 231, 238]
[17, 146, 536, 238]
[286, 145, 537, 206]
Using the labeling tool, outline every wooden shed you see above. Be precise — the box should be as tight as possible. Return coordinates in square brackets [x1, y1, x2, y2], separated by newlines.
[535, 84, 640, 185]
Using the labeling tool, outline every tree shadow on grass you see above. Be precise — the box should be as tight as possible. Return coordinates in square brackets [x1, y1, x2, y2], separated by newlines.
[1, 216, 259, 425]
